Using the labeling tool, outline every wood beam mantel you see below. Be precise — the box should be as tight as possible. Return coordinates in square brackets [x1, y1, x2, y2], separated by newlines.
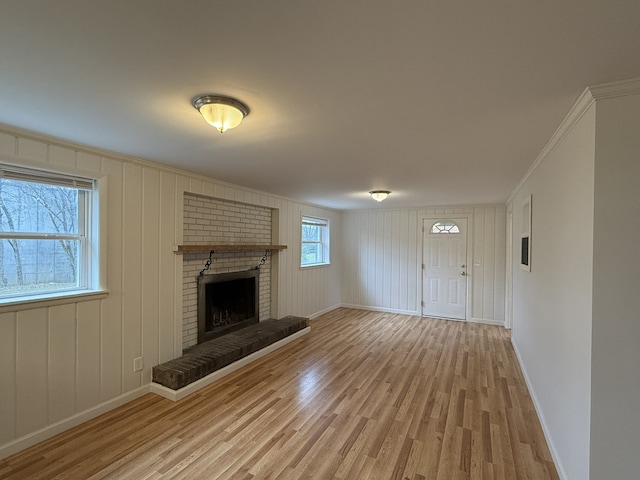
[173, 244, 287, 253]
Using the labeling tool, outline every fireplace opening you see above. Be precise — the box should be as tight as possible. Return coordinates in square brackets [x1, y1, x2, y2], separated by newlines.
[197, 269, 259, 344]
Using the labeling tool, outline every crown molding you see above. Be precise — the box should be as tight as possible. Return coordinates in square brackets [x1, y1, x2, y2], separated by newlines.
[589, 77, 640, 100]
[506, 87, 595, 204]
[507, 77, 640, 205]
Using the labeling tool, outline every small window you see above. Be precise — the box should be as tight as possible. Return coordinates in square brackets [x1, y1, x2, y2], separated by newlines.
[430, 220, 460, 234]
[301, 216, 330, 267]
[0, 164, 96, 300]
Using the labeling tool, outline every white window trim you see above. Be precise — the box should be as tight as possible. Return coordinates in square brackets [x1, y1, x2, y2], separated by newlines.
[0, 289, 109, 313]
[0, 159, 108, 308]
[301, 215, 330, 268]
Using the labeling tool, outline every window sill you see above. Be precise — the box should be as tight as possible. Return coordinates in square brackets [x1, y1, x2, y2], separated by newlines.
[0, 289, 110, 313]
[300, 263, 331, 270]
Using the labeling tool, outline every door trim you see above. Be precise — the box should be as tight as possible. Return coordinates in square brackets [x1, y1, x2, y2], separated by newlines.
[420, 214, 473, 321]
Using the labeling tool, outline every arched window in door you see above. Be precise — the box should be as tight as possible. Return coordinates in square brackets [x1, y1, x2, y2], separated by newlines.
[430, 220, 460, 234]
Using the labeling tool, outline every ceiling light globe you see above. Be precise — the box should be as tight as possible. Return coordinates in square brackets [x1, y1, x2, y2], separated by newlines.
[193, 95, 249, 133]
[369, 190, 390, 202]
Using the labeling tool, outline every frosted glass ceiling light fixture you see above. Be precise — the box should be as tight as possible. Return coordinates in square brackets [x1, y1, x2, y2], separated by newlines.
[369, 190, 390, 202]
[192, 95, 249, 133]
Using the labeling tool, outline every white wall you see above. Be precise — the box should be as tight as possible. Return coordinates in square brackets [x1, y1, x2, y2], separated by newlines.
[590, 92, 640, 479]
[341, 205, 506, 322]
[0, 125, 342, 458]
[509, 100, 596, 480]
[509, 81, 640, 480]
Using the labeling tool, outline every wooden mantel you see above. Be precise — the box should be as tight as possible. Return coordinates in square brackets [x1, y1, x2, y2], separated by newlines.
[173, 244, 287, 253]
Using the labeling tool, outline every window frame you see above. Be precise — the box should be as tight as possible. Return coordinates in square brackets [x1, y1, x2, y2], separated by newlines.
[300, 215, 330, 268]
[0, 163, 106, 307]
[430, 220, 461, 234]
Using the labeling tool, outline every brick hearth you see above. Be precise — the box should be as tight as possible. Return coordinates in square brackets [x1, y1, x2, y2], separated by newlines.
[152, 316, 308, 390]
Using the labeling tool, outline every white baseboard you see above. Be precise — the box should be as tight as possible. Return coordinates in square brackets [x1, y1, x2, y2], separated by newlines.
[338, 305, 505, 325]
[511, 338, 568, 480]
[0, 385, 149, 461]
[339, 303, 421, 316]
[1, 327, 312, 460]
[469, 317, 505, 326]
[308, 304, 341, 320]
[150, 326, 311, 402]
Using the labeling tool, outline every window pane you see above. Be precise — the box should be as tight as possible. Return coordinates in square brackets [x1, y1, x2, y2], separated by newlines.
[302, 224, 320, 242]
[0, 239, 80, 296]
[301, 216, 329, 267]
[301, 243, 322, 265]
[431, 220, 460, 234]
[0, 179, 79, 234]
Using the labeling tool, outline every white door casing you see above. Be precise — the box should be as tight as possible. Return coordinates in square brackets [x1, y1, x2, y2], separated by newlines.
[422, 218, 468, 320]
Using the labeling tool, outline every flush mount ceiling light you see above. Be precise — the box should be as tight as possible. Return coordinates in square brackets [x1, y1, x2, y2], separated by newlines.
[192, 95, 249, 133]
[369, 190, 391, 202]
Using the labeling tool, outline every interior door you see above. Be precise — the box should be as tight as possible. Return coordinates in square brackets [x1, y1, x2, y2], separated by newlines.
[422, 218, 468, 320]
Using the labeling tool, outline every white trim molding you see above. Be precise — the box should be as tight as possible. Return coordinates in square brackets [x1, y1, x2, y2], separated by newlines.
[507, 77, 640, 205]
[419, 213, 473, 322]
[0, 327, 311, 460]
[511, 339, 569, 480]
[308, 304, 341, 320]
[468, 317, 504, 326]
[589, 77, 640, 100]
[339, 303, 421, 317]
[150, 327, 310, 402]
[0, 386, 149, 461]
[507, 88, 595, 205]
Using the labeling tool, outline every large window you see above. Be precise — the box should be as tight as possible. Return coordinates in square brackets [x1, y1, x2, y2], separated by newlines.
[0, 165, 95, 300]
[301, 216, 330, 267]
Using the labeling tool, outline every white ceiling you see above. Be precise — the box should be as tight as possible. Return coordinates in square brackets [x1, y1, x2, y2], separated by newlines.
[1, 1, 640, 210]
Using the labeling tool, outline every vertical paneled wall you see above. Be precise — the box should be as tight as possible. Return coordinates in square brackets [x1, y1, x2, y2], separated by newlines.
[0, 126, 342, 457]
[468, 206, 507, 323]
[342, 205, 506, 323]
[0, 123, 505, 457]
[342, 209, 420, 313]
[0, 133, 181, 452]
[273, 202, 343, 319]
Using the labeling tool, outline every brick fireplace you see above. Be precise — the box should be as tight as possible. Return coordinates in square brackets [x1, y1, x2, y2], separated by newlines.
[152, 193, 310, 393]
[182, 193, 273, 350]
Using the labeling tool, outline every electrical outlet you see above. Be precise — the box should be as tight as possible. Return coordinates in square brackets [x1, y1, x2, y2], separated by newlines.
[133, 356, 143, 372]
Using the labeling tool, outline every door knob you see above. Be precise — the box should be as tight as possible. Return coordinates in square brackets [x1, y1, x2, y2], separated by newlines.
[460, 271, 467, 276]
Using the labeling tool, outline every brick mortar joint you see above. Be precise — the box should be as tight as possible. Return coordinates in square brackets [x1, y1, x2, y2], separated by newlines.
[181, 193, 274, 350]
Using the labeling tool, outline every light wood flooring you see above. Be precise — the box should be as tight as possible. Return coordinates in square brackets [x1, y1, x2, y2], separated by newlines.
[0, 308, 558, 479]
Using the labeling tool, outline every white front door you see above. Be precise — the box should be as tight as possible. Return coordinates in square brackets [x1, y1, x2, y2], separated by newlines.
[422, 218, 468, 320]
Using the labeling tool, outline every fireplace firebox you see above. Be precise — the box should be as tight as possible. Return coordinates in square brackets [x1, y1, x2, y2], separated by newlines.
[197, 269, 259, 344]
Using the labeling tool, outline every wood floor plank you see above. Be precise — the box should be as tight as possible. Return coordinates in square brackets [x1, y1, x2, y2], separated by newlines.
[0, 309, 559, 479]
